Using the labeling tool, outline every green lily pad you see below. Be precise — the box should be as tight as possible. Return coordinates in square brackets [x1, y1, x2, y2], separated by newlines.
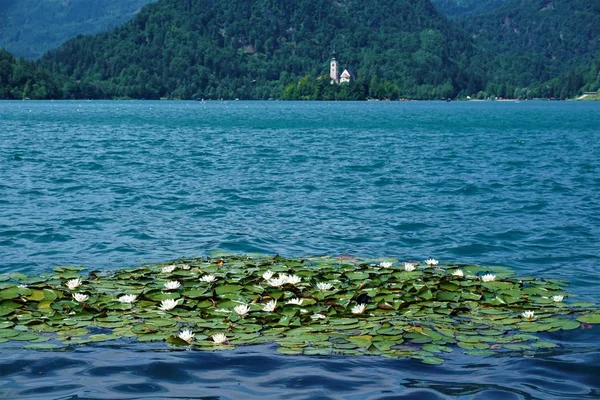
[0, 254, 596, 365]
[577, 313, 600, 324]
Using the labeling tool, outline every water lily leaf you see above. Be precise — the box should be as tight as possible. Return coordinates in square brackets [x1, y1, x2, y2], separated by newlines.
[577, 313, 600, 324]
[329, 318, 359, 325]
[418, 289, 433, 300]
[346, 272, 370, 281]
[277, 347, 303, 355]
[59, 327, 89, 337]
[439, 282, 459, 292]
[303, 348, 332, 356]
[27, 335, 52, 343]
[0, 287, 30, 300]
[422, 344, 447, 353]
[0, 329, 20, 338]
[0, 321, 14, 329]
[166, 336, 191, 346]
[145, 319, 176, 327]
[347, 335, 372, 348]
[532, 341, 558, 349]
[132, 324, 160, 334]
[419, 355, 444, 365]
[456, 335, 482, 343]
[554, 320, 579, 330]
[215, 285, 243, 295]
[436, 291, 458, 301]
[407, 334, 433, 344]
[482, 282, 515, 291]
[457, 342, 489, 350]
[26, 290, 46, 302]
[460, 292, 482, 301]
[12, 332, 41, 341]
[0, 307, 14, 317]
[183, 289, 209, 299]
[518, 323, 553, 333]
[136, 333, 168, 342]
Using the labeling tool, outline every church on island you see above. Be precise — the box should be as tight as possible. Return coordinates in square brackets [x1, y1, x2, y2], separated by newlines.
[329, 53, 354, 84]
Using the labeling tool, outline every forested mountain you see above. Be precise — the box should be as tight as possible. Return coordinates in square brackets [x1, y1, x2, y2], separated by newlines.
[430, 0, 510, 18]
[0, 0, 156, 59]
[457, 0, 600, 98]
[1, 0, 598, 100]
[40, 0, 477, 100]
[0, 49, 62, 99]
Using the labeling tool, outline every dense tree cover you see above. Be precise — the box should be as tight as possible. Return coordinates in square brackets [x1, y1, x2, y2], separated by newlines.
[0, 0, 156, 59]
[454, 0, 600, 99]
[0, 49, 63, 99]
[40, 0, 476, 100]
[430, 0, 510, 18]
[546, 54, 600, 99]
[0, 0, 598, 100]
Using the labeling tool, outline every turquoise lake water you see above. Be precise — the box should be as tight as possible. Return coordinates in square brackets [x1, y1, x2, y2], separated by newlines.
[0, 100, 599, 399]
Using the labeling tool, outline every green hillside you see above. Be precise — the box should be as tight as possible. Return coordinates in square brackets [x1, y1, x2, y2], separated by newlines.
[1, 0, 598, 100]
[457, 0, 600, 98]
[0, 49, 62, 99]
[41, 0, 477, 100]
[0, 0, 156, 59]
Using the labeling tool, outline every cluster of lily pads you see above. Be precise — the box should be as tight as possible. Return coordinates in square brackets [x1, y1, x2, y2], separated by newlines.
[1, 254, 599, 364]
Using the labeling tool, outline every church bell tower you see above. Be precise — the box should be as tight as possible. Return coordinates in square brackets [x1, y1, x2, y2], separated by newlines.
[330, 52, 339, 84]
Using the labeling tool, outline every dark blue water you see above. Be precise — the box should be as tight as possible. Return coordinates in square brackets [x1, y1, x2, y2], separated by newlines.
[0, 100, 599, 399]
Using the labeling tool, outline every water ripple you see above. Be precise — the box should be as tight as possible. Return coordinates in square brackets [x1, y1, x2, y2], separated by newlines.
[0, 100, 599, 398]
[0, 341, 599, 399]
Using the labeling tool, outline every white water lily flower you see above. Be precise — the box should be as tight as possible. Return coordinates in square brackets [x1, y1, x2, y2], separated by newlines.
[521, 310, 535, 320]
[552, 295, 564, 302]
[159, 298, 178, 311]
[317, 281, 335, 291]
[380, 261, 393, 268]
[481, 274, 496, 282]
[163, 281, 181, 290]
[351, 303, 366, 314]
[180, 264, 191, 270]
[117, 294, 137, 304]
[452, 269, 464, 277]
[212, 333, 228, 344]
[72, 293, 89, 303]
[311, 313, 326, 320]
[268, 276, 288, 287]
[66, 278, 82, 290]
[262, 270, 274, 280]
[178, 329, 195, 343]
[161, 265, 177, 273]
[316, 282, 334, 291]
[262, 299, 277, 312]
[233, 304, 251, 317]
[286, 298, 303, 306]
[286, 275, 302, 285]
[404, 263, 416, 272]
[425, 258, 439, 266]
[199, 274, 216, 283]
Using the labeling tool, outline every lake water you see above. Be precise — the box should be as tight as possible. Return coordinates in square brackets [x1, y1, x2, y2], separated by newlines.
[0, 100, 599, 399]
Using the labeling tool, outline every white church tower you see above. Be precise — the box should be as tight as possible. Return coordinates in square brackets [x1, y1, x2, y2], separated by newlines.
[330, 52, 339, 84]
